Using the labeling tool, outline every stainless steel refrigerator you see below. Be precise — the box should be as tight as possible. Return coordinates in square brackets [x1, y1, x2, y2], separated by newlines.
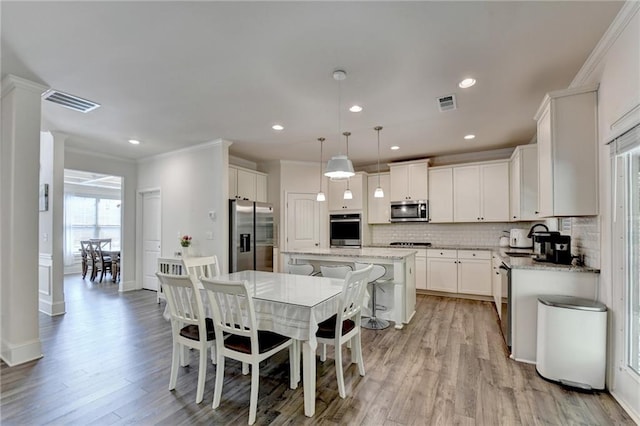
[229, 199, 274, 272]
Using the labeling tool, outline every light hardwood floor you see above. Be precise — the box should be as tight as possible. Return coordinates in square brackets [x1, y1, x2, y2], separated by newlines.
[1, 275, 634, 425]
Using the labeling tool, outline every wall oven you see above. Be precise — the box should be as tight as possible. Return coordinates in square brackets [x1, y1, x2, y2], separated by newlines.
[390, 200, 428, 222]
[329, 213, 361, 247]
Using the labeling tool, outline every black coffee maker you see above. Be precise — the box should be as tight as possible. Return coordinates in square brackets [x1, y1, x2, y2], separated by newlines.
[531, 231, 560, 262]
[553, 235, 572, 265]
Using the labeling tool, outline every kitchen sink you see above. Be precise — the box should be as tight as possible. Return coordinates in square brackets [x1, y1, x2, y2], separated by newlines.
[505, 252, 534, 257]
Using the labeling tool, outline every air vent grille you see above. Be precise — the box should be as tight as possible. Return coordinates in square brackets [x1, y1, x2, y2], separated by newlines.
[437, 94, 457, 112]
[42, 89, 100, 113]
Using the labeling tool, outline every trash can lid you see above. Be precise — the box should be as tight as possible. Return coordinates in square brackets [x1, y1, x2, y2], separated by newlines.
[538, 295, 607, 312]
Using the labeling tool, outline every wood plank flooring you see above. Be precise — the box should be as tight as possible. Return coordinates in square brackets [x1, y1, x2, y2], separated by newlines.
[1, 275, 634, 425]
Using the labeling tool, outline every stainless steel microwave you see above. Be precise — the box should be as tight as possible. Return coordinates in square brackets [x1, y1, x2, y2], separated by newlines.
[390, 200, 428, 222]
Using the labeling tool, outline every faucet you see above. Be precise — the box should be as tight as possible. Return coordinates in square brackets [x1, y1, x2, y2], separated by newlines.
[527, 223, 549, 238]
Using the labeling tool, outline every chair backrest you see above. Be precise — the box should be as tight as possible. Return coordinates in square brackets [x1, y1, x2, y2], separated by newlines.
[80, 240, 90, 258]
[354, 262, 387, 283]
[287, 263, 315, 276]
[336, 265, 373, 326]
[200, 277, 258, 352]
[182, 256, 221, 282]
[88, 241, 102, 263]
[156, 273, 207, 336]
[320, 264, 353, 279]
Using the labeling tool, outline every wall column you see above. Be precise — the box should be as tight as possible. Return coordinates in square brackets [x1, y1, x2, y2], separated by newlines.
[1, 75, 48, 365]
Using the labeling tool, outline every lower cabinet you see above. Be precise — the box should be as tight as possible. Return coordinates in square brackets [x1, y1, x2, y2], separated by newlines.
[426, 249, 491, 296]
[415, 249, 427, 290]
[491, 253, 503, 318]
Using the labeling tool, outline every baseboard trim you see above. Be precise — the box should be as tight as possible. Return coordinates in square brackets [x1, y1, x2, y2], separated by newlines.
[38, 299, 66, 317]
[119, 280, 137, 292]
[609, 390, 640, 425]
[1, 338, 43, 367]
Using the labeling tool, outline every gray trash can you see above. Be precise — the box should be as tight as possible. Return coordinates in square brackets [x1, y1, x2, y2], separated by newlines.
[536, 295, 607, 390]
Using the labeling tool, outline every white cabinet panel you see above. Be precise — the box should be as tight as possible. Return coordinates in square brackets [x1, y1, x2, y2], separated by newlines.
[229, 166, 268, 202]
[458, 258, 492, 296]
[480, 162, 510, 222]
[237, 168, 256, 201]
[415, 251, 427, 290]
[453, 165, 481, 222]
[427, 257, 458, 293]
[535, 86, 598, 217]
[426, 249, 492, 296]
[229, 166, 237, 199]
[328, 173, 366, 212]
[256, 174, 267, 203]
[367, 173, 390, 224]
[389, 161, 429, 202]
[428, 167, 453, 223]
[510, 144, 538, 221]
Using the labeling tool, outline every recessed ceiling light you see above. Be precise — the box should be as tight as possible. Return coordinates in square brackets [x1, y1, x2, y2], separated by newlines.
[390, 146, 400, 151]
[272, 124, 284, 131]
[349, 105, 363, 113]
[128, 139, 140, 145]
[464, 134, 476, 140]
[458, 78, 476, 89]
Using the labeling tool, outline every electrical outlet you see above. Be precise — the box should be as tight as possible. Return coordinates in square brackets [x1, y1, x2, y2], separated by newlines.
[206, 231, 214, 240]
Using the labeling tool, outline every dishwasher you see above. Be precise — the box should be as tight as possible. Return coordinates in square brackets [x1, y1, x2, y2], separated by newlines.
[499, 262, 511, 352]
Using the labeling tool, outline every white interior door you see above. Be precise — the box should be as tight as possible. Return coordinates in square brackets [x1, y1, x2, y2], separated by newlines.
[286, 193, 320, 250]
[142, 190, 161, 290]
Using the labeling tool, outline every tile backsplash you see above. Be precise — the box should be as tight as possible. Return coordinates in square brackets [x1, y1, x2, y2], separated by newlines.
[370, 222, 534, 248]
[567, 216, 600, 268]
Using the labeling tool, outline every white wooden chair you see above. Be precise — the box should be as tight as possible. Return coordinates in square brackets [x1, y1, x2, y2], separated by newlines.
[200, 277, 296, 425]
[287, 263, 315, 276]
[355, 262, 392, 330]
[319, 264, 352, 279]
[316, 264, 373, 398]
[156, 272, 215, 404]
[181, 255, 221, 282]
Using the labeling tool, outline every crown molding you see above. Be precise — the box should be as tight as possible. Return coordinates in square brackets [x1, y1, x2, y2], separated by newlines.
[571, 1, 640, 87]
[137, 138, 232, 164]
[65, 146, 135, 163]
[1, 74, 48, 98]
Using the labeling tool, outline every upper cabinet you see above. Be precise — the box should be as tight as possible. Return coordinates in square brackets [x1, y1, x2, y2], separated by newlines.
[328, 172, 367, 212]
[428, 167, 454, 223]
[367, 173, 390, 224]
[510, 145, 538, 221]
[534, 86, 598, 217]
[229, 166, 268, 202]
[389, 160, 429, 202]
[453, 161, 510, 222]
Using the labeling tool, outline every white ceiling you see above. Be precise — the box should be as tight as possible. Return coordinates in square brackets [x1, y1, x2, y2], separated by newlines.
[1, 1, 623, 167]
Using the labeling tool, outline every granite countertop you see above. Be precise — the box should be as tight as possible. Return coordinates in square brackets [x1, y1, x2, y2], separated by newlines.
[281, 247, 417, 260]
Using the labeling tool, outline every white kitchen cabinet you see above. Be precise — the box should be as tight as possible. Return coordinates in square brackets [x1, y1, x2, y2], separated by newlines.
[428, 167, 453, 222]
[415, 249, 427, 290]
[534, 86, 598, 217]
[367, 173, 390, 224]
[328, 172, 366, 212]
[389, 160, 429, 202]
[426, 249, 492, 296]
[229, 166, 268, 202]
[510, 145, 538, 221]
[453, 161, 509, 222]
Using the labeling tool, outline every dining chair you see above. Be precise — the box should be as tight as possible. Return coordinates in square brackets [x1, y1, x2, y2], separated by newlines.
[200, 277, 296, 425]
[319, 264, 352, 279]
[182, 255, 221, 282]
[79, 240, 90, 279]
[156, 272, 215, 404]
[93, 241, 113, 282]
[316, 264, 373, 399]
[354, 262, 392, 330]
[287, 263, 315, 276]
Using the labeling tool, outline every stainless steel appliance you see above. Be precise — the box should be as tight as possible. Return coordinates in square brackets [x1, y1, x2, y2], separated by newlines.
[229, 200, 274, 272]
[509, 229, 532, 248]
[329, 213, 361, 247]
[553, 235, 572, 265]
[499, 262, 511, 351]
[390, 200, 428, 222]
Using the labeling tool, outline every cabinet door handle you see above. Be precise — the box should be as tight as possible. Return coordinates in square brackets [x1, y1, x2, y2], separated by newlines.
[535, 211, 539, 215]
[477, 217, 480, 221]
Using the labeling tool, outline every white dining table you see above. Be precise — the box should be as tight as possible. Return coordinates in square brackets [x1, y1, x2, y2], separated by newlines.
[208, 270, 345, 417]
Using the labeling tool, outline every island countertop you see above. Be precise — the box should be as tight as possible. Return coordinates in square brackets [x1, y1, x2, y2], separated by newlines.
[281, 247, 417, 260]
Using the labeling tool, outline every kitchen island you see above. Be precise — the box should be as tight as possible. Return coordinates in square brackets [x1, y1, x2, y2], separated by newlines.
[281, 248, 416, 329]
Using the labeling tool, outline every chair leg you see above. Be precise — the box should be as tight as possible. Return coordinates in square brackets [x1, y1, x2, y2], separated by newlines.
[212, 354, 225, 409]
[169, 341, 180, 390]
[320, 344, 327, 362]
[248, 362, 260, 425]
[180, 345, 190, 367]
[210, 344, 216, 365]
[335, 343, 346, 399]
[242, 362, 250, 375]
[354, 334, 365, 376]
[195, 344, 208, 404]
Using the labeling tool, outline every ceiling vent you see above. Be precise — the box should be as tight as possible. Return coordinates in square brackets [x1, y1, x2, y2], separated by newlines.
[42, 89, 100, 113]
[437, 94, 457, 112]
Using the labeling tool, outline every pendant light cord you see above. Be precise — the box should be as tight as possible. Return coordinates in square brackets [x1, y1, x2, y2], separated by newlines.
[318, 137, 325, 190]
[375, 126, 383, 186]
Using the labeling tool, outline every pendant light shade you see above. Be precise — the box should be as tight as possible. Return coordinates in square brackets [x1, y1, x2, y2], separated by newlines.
[316, 137, 326, 201]
[324, 70, 355, 180]
[374, 126, 384, 198]
[343, 188, 353, 199]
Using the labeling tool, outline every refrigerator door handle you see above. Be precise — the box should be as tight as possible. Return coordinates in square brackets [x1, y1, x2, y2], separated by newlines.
[241, 233, 251, 252]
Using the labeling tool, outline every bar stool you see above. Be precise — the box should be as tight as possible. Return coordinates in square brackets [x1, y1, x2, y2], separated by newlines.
[355, 262, 391, 330]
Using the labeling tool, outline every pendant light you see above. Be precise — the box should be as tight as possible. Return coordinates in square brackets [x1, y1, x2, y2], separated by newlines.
[374, 126, 384, 198]
[342, 131, 353, 199]
[324, 70, 355, 180]
[316, 137, 326, 202]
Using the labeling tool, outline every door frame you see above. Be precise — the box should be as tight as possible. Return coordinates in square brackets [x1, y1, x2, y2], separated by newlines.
[136, 187, 162, 291]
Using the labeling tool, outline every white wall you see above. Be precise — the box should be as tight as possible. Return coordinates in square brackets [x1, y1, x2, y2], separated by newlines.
[576, 2, 640, 421]
[64, 148, 137, 291]
[137, 140, 230, 274]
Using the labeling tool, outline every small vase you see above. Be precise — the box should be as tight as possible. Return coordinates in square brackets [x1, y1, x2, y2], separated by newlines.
[182, 246, 190, 257]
